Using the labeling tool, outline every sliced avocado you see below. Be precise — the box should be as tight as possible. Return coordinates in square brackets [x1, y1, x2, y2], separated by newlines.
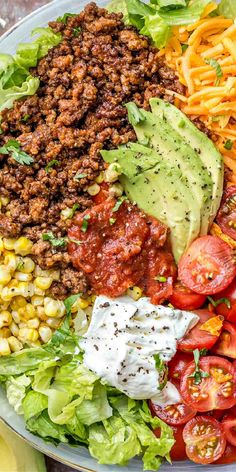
[101, 144, 201, 262]
[126, 102, 213, 236]
[149, 98, 224, 226]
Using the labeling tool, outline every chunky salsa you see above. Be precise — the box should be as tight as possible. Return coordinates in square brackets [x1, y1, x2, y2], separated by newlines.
[68, 199, 176, 303]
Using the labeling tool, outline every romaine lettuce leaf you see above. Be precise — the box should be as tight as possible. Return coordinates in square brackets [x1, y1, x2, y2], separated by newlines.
[152, 0, 187, 8]
[141, 14, 172, 48]
[26, 411, 69, 445]
[159, 0, 212, 25]
[6, 374, 31, 414]
[218, 0, 236, 19]
[23, 391, 48, 421]
[0, 347, 53, 377]
[76, 383, 112, 426]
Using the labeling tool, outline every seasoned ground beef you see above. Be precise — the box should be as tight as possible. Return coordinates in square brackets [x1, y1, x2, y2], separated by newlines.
[0, 2, 184, 295]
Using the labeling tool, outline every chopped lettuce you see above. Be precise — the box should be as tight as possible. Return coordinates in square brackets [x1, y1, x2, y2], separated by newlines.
[159, 0, 212, 25]
[6, 374, 31, 414]
[141, 14, 171, 48]
[218, 0, 236, 19]
[0, 27, 61, 112]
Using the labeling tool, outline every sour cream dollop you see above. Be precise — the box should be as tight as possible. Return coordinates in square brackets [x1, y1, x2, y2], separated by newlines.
[80, 296, 199, 403]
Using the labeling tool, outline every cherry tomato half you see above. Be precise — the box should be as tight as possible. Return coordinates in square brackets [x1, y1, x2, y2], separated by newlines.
[212, 321, 236, 359]
[178, 309, 221, 352]
[168, 351, 192, 381]
[169, 281, 206, 310]
[214, 442, 236, 464]
[178, 236, 236, 295]
[153, 424, 187, 461]
[183, 416, 226, 464]
[92, 182, 109, 204]
[149, 394, 196, 426]
[216, 185, 236, 240]
[214, 279, 236, 325]
[222, 414, 236, 447]
[180, 356, 236, 411]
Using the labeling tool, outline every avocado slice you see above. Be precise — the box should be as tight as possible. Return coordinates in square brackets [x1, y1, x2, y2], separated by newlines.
[126, 102, 213, 236]
[101, 144, 201, 261]
[149, 98, 224, 226]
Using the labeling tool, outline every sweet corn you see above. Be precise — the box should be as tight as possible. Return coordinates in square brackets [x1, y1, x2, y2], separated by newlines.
[78, 298, 90, 310]
[27, 318, 40, 329]
[8, 336, 23, 352]
[3, 238, 17, 251]
[39, 326, 52, 343]
[0, 328, 11, 338]
[18, 282, 34, 297]
[0, 238, 4, 254]
[44, 298, 66, 318]
[4, 252, 17, 272]
[9, 321, 19, 337]
[0, 311, 12, 328]
[34, 266, 60, 281]
[11, 296, 27, 310]
[14, 237, 33, 256]
[18, 328, 39, 342]
[95, 171, 104, 184]
[104, 163, 121, 183]
[18, 304, 36, 321]
[16, 256, 35, 273]
[0, 266, 11, 285]
[0, 196, 9, 206]
[36, 306, 48, 321]
[46, 318, 61, 329]
[35, 277, 53, 291]
[14, 272, 33, 282]
[11, 311, 21, 324]
[87, 183, 100, 196]
[31, 295, 44, 307]
[0, 338, 11, 356]
[127, 286, 143, 301]
[109, 183, 123, 197]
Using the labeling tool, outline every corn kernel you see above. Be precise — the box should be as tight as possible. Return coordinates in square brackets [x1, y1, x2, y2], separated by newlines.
[0, 266, 11, 285]
[19, 328, 39, 342]
[10, 321, 19, 337]
[18, 322, 27, 329]
[127, 286, 143, 301]
[79, 298, 90, 310]
[0, 196, 9, 206]
[10, 296, 27, 310]
[95, 171, 104, 184]
[0, 327, 11, 338]
[46, 318, 61, 329]
[34, 267, 60, 281]
[33, 285, 45, 296]
[3, 238, 17, 251]
[31, 295, 44, 307]
[14, 237, 33, 256]
[36, 306, 48, 321]
[8, 336, 23, 352]
[87, 183, 100, 196]
[0, 239, 4, 254]
[16, 257, 35, 273]
[4, 252, 17, 273]
[11, 311, 21, 324]
[35, 277, 53, 291]
[109, 182, 123, 197]
[14, 272, 33, 282]
[18, 282, 34, 297]
[104, 163, 121, 183]
[27, 317, 40, 329]
[0, 311, 12, 328]
[44, 298, 66, 318]
[39, 326, 52, 343]
[1, 286, 19, 301]
[18, 304, 36, 321]
[0, 338, 11, 356]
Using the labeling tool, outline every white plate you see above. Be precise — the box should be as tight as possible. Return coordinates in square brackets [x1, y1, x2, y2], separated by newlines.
[0, 0, 230, 471]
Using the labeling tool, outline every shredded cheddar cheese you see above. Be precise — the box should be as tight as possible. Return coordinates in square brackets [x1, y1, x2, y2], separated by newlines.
[159, 2, 236, 185]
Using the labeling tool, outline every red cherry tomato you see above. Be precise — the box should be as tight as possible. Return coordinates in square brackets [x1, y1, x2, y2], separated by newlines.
[180, 356, 236, 411]
[212, 321, 236, 359]
[149, 393, 196, 426]
[178, 236, 236, 295]
[169, 281, 206, 310]
[153, 424, 187, 461]
[214, 279, 236, 325]
[214, 442, 236, 464]
[222, 414, 236, 447]
[216, 185, 236, 240]
[178, 309, 221, 352]
[168, 351, 192, 381]
[183, 416, 226, 464]
[203, 409, 226, 422]
[92, 182, 109, 204]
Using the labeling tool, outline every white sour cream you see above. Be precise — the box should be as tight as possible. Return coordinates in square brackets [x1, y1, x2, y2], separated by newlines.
[80, 296, 199, 403]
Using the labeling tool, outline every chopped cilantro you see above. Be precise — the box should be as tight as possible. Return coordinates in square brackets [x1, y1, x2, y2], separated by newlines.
[21, 114, 30, 122]
[74, 172, 87, 181]
[0, 139, 34, 166]
[181, 44, 188, 52]
[16, 258, 25, 271]
[69, 238, 83, 245]
[112, 196, 127, 213]
[45, 159, 59, 173]
[73, 27, 81, 37]
[204, 58, 223, 85]
[57, 13, 77, 24]
[81, 214, 90, 233]
[207, 296, 231, 310]
[42, 232, 67, 248]
[61, 203, 80, 220]
[109, 217, 116, 225]
[188, 349, 210, 385]
[224, 139, 233, 150]
[154, 275, 167, 282]
[64, 293, 82, 315]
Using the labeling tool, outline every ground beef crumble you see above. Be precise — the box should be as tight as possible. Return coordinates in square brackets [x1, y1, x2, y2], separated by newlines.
[0, 2, 184, 295]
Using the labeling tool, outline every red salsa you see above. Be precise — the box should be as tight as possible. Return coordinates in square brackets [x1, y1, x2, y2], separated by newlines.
[68, 199, 176, 303]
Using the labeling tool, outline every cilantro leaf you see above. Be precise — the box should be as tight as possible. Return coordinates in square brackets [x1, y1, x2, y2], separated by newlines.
[56, 13, 77, 24]
[81, 215, 90, 233]
[204, 58, 223, 85]
[207, 296, 231, 310]
[0, 139, 34, 165]
[112, 196, 127, 212]
[64, 293, 82, 315]
[224, 139, 233, 151]
[42, 232, 67, 247]
[188, 349, 210, 385]
[154, 275, 167, 282]
[74, 172, 87, 181]
[45, 159, 59, 173]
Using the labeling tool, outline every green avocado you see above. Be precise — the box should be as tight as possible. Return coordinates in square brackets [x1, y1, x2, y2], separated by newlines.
[149, 98, 224, 226]
[102, 143, 201, 262]
[126, 102, 213, 236]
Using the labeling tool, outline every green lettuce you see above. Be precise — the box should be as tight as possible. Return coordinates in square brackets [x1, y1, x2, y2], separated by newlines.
[0, 27, 61, 112]
[141, 14, 171, 48]
[159, 0, 212, 25]
[6, 374, 31, 414]
[218, 0, 236, 19]
[0, 347, 53, 377]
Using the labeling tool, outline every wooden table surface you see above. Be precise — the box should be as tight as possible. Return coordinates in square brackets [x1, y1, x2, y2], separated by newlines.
[0, 1, 78, 471]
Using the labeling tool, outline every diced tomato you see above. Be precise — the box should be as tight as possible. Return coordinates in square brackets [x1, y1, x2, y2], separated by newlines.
[212, 321, 236, 359]
[214, 279, 236, 325]
[178, 309, 221, 352]
[169, 281, 206, 310]
[216, 185, 236, 240]
[214, 442, 236, 464]
[168, 351, 192, 382]
[92, 182, 109, 204]
[154, 424, 187, 461]
[183, 416, 226, 464]
[222, 414, 236, 447]
[180, 356, 236, 411]
[149, 389, 196, 426]
[178, 236, 236, 295]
